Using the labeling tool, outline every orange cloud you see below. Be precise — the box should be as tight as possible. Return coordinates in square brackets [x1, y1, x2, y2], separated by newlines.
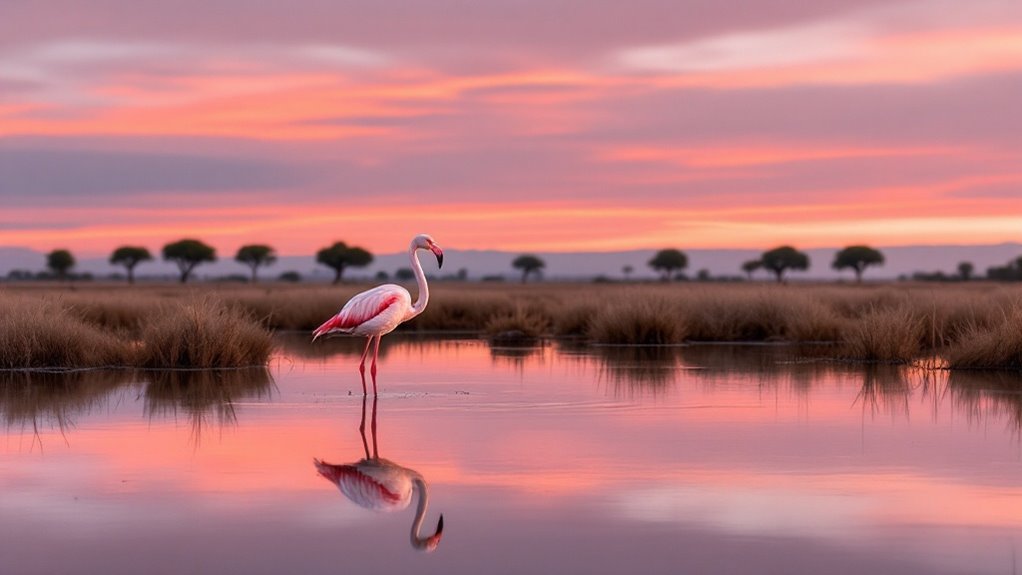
[601, 144, 962, 168]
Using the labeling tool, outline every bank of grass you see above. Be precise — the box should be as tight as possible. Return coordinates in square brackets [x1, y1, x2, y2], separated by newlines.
[0, 290, 274, 369]
[4, 281, 1022, 368]
[138, 299, 274, 369]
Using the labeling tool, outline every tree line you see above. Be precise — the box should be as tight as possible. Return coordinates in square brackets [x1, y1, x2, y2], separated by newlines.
[26, 241, 1019, 284]
[39, 239, 376, 284]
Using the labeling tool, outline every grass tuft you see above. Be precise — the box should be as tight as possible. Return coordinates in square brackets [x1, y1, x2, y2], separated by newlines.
[587, 297, 686, 345]
[0, 297, 131, 369]
[843, 307, 925, 363]
[137, 298, 274, 368]
[944, 304, 1022, 369]
[485, 304, 552, 344]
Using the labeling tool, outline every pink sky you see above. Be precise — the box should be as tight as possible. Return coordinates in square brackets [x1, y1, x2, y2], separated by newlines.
[2, 0, 1022, 256]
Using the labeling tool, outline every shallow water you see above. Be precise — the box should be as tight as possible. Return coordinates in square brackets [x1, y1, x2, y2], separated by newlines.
[2, 335, 1022, 574]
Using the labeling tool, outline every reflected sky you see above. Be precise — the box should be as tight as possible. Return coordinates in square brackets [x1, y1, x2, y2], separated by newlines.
[2, 335, 1022, 574]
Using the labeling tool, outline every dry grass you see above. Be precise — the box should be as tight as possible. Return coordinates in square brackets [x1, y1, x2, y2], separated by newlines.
[944, 303, 1022, 369]
[0, 296, 131, 369]
[0, 290, 273, 369]
[485, 304, 552, 343]
[5, 281, 1022, 368]
[587, 296, 687, 345]
[138, 298, 274, 368]
[843, 307, 925, 363]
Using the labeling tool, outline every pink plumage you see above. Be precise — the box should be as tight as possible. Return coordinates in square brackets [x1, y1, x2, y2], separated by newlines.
[312, 234, 443, 392]
[314, 459, 405, 511]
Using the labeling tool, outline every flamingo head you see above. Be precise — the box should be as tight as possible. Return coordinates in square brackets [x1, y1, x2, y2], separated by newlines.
[412, 234, 443, 269]
[412, 514, 444, 552]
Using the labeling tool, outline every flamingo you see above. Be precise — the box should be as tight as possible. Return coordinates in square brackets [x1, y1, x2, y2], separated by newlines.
[312, 234, 443, 392]
[314, 380, 444, 552]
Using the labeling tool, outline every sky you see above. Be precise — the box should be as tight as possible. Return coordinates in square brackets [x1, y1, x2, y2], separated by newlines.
[2, 0, 1022, 257]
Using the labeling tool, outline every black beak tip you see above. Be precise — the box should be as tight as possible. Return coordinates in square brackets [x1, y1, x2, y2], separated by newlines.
[436, 253, 444, 269]
[436, 514, 444, 534]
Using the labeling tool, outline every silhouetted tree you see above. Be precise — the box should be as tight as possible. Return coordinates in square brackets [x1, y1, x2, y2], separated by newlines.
[110, 246, 152, 284]
[162, 239, 216, 284]
[278, 271, 302, 283]
[46, 249, 75, 280]
[316, 241, 373, 284]
[832, 245, 884, 282]
[235, 244, 277, 283]
[958, 261, 974, 281]
[622, 265, 634, 281]
[696, 269, 711, 281]
[761, 246, 810, 283]
[741, 259, 761, 280]
[512, 254, 546, 283]
[648, 249, 688, 281]
[987, 257, 1022, 281]
[395, 267, 415, 281]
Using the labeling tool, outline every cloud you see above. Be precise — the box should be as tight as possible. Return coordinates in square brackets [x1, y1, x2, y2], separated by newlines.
[615, 22, 868, 73]
[0, 147, 303, 205]
[612, 1, 1022, 86]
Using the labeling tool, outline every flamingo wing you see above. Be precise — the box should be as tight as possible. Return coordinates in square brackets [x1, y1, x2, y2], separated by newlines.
[314, 458, 408, 511]
[313, 284, 411, 338]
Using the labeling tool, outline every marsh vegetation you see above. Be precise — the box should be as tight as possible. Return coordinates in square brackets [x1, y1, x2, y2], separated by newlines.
[2, 281, 1022, 369]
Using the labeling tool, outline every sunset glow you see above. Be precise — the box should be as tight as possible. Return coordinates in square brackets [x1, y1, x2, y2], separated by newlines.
[2, 1, 1021, 257]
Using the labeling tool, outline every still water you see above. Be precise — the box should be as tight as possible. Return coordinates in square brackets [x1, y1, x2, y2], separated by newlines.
[2, 335, 1022, 574]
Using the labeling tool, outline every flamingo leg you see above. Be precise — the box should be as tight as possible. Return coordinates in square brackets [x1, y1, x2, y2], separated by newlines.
[358, 394, 370, 459]
[358, 337, 373, 375]
[370, 393, 379, 459]
[370, 335, 382, 386]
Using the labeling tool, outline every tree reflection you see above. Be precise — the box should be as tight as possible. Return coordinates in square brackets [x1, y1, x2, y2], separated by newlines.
[142, 367, 274, 442]
[314, 371, 445, 552]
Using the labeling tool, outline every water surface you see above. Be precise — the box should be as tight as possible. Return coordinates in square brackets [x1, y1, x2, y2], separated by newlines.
[2, 335, 1022, 574]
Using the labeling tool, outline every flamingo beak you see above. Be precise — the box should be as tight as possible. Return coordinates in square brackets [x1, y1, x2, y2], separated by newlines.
[430, 244, 444, 269]
[426, 515, 444, 551]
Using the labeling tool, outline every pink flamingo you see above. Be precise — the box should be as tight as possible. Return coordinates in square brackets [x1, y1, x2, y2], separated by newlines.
[314, 379, 444, 552]
[312, 234, 443, 392]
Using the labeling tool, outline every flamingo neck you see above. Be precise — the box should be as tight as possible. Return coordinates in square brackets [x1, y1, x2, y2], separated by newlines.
[408, 244, 430, 318]
[410, 476, 431, 548]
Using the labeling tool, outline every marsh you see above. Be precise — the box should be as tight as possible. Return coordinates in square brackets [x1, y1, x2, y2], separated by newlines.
[2, 334, 1021, 574]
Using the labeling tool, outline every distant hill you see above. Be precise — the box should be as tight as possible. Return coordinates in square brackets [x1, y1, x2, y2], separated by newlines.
[2, 243, 1021, 282]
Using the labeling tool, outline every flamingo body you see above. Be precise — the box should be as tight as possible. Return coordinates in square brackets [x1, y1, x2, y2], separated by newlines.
[312, 234, 443, 388]
[315, 285, 411, 338]
[314, 458, 414, 512]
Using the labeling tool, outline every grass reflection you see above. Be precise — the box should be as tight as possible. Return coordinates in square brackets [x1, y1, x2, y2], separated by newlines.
[142, 368, 274, 441]
[590, 345, 682, 394]
[853, 366, 914, 418]
[0, 369, 134, 437]
[946, 370, 1022, 435]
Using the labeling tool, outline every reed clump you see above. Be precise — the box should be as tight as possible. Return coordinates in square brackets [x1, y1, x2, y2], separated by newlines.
[485, 304, 552, 344]
[944, 304, 1022, 369]
[137, 298, 274, 368]
[587, 297, 687, 345]
[0, 296, 131, 369]
[843, 307, 925, 363]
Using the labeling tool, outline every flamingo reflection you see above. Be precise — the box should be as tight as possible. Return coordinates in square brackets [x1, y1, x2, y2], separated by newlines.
[314, 372, 444, 552]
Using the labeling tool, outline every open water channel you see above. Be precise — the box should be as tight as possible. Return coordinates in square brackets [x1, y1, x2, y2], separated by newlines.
[2, 334, 1022, 574]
